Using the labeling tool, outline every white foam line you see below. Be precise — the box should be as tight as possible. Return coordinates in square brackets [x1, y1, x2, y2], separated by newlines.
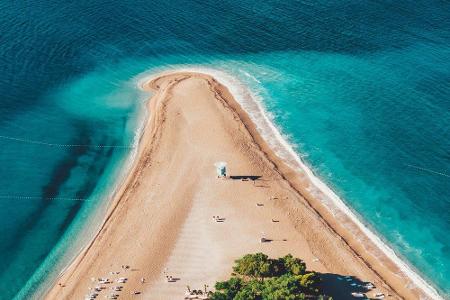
[405, 164, 450, 178]
[0, 134, 134, 148]
[0, 196, 90, 201]
[138, 66, 443, 300]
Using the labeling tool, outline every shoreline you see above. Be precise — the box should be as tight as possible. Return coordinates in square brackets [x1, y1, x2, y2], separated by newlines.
[44, 69, 442, 300]
[141, 67, 442, 299]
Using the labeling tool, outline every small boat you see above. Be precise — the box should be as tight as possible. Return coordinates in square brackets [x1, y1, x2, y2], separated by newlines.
[351, 292, 365, 298]
[374, 293, 385, 299]
[364, 283, 375, 290]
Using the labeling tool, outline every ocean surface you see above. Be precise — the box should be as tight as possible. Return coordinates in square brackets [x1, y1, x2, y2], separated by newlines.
[0, 1, 449, 299]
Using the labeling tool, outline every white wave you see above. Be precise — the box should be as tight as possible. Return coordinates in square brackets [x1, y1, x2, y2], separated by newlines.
[241, 70, 262, 83]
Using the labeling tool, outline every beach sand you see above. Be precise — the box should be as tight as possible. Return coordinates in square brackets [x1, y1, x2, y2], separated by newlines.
[45, 72, 433, 299]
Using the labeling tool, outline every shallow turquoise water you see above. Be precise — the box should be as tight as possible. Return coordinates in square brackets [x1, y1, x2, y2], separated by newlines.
[0, 1, 448, 299]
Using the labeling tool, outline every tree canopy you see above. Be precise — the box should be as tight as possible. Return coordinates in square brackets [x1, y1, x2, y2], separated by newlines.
[210, 253, 331, 300]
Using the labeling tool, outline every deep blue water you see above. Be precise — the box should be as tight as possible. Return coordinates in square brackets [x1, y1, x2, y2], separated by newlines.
[0, 1, 449, 299]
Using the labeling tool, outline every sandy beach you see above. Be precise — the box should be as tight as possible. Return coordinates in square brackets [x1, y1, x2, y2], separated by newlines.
[45, 71, 438, 300]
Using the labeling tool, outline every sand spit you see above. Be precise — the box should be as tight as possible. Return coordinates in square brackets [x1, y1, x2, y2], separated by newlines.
[45, 71, 439, 300]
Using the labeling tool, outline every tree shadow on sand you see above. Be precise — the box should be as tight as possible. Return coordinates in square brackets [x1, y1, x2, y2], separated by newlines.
[318, 273, 378, 300]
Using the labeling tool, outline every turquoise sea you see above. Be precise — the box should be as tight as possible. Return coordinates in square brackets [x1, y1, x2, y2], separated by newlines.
[0, 1, 449, 299]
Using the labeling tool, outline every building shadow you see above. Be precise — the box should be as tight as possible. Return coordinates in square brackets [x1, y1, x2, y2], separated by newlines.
[318, 273, 373, 299]
[229, 175, 261, 180]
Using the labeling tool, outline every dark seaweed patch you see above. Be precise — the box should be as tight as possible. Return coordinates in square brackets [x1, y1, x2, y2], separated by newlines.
[0, 126, 116, 272]
[56, 145, 114, 234]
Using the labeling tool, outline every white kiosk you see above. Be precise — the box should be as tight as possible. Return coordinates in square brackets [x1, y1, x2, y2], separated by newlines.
[214, 162, 227, 178]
